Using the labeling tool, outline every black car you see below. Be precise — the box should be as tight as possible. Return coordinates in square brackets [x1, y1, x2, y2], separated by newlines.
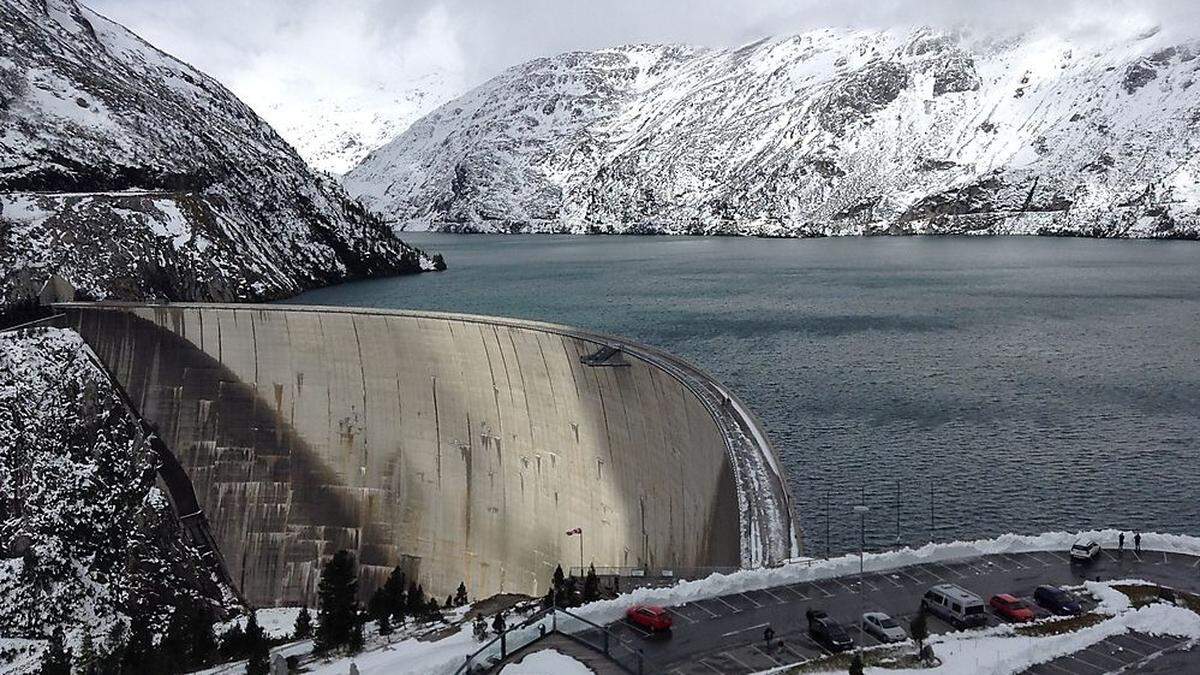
[1034, 585, 1083, 616]
[806, 608, 854, 652]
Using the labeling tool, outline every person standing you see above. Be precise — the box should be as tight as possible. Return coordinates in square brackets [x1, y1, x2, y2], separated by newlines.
[1134, 531, 1142, 555]
[1118, 532, 1125, 556]
[763, 624, 775, 649]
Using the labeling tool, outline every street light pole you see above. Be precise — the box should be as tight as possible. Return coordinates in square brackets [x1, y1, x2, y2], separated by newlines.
[853, 503, 869, 659]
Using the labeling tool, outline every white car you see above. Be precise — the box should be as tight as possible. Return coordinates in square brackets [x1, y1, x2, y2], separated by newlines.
[862, 612, 907, 643]
[1070, 539, 1101, 562]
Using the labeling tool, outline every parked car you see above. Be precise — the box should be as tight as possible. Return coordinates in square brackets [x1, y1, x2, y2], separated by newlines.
[807, 608, 854, 651]
[626, 605, 672, 632]
[921, 584, 988, 629]
[1070, 539, 1101, 562]
[989, 594, 1035, 622]
[1034, 585, 1084, 616]
[862, 612, 907, 642]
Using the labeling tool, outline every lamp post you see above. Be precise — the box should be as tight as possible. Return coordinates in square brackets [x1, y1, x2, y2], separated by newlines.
[853, 504, 869, 659]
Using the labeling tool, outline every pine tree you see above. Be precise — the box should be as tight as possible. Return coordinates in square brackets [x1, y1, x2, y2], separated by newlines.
[189, 604, 218, 668]
[378, 612, 393, 637]
[245, 610, 270, 675]
[381, 567, 407, 622]
[849, 652, 864, 675]
[367, 586, 390, 623]
[425, 598, 441, 620]
[122, 613, 155, 671]
[156, 606, 192, 673]
[444, 595, 453, 609]
[405, 582, 425, 616]
[77, 629, 97, 675]
[39, 625, 71, 675]
[315, 549, 359, 653]
[347, 605, 365, 654]
[583, 564, 599, 603]
[454, 582, 469, 607]
[219, 623, 247, 661]
[100, 621, 126, 673]
[552, 564, 565, 592]
[294, 604, 314, 640]
[910, 612, 929, 653]
[491, 611, 506, 635]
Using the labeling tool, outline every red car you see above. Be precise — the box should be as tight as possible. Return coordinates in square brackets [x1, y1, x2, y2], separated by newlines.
[626, 605, 673, 632]
[990, 594, 1035, 622]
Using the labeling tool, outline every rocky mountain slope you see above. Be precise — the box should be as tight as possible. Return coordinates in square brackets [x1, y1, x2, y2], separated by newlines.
[0, 327, 234, 645]
[345, 28, 1200, 238]
[258, 74, 455, 175]
[0, 0, 439, 310]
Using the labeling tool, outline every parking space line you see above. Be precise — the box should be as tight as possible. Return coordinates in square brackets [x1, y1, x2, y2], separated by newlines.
[689, 601, 721, 619]
[1082, 644, 1130, 667]
[810, 581, 836, 598]
[782, 584, 810, 600]
[777, 640, 807, 662]
[859, 576, 881, 592]
[1002, 553, 1030, 569]
[919, 564, 948, 583]
[752, 645, 784, 666]
[981, 556, 1012, 572]
[1069, 651, 1113, 672]
[829, 577, 857, 594]
[760, 587, 789, 604]
[697, 658, 724, 674]
[721, 650, 753, 671]
[664, 607, 698, 625]
[620, 619, 653, 638]
[895, 568, 926, 585]
[1124, 633, 1173, 652]
[711, 596, 742, 613]
[1043, 550, 1072, 564]
[1024, 551, 1055, 567]
[739, 592, 764, 608]
[1192, 556, 1200, 568]
[1108, 635, 1151, 657]
[931, 562, 966, 579]
[877, 572, 904, 588]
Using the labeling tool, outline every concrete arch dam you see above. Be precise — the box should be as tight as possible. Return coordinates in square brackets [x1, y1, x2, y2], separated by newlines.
[55, 302, 799, 607]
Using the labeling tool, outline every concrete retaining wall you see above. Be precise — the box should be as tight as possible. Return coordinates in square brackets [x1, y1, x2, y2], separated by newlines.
[57, 302, 797, 606]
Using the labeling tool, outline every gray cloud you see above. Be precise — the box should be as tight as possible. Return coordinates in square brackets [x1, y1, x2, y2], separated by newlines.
[88, 0, 1200, 110]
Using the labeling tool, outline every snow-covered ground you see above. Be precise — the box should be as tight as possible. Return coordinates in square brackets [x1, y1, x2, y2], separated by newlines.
[215, 607, 303, 641]
[499, 649, 593, 674]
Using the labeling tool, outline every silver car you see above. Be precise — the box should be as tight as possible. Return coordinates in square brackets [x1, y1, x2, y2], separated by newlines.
[862, 612, 907, 643]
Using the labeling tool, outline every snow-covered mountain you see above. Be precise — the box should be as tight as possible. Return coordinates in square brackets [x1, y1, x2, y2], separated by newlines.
[0, 0, 440, 310]
[258, 75, 455, 175]
[0, 327, 234, 644]
[344, 28, 1200, 238]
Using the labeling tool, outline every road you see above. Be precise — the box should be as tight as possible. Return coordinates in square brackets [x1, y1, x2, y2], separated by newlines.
[599, 548, 1200, 674]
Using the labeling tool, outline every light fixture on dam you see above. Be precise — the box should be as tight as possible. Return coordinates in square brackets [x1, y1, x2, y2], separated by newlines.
[55, 302, 799, 607]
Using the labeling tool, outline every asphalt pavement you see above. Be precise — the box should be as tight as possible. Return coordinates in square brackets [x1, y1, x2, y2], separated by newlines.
[599, 548, 1200, 674]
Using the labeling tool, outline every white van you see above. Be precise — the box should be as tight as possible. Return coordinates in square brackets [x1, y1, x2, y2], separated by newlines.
[921, 584, 987, 628]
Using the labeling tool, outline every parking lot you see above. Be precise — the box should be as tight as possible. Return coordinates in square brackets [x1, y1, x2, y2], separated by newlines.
[600, 549, 1200, 674]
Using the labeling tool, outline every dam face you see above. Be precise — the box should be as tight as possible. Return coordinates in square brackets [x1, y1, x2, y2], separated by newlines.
[57, 303, 797, 606]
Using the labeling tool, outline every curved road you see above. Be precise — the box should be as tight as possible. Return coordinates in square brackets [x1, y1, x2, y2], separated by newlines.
[602, 548, 1200, 674]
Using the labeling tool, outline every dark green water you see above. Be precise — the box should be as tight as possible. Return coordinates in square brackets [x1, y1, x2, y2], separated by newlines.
[284, 234, 1200, 555]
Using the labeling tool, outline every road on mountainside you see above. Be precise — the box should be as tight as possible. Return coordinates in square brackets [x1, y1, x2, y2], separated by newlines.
[600, 549, 1200, 674]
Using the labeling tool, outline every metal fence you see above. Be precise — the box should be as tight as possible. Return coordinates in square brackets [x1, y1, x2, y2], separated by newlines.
[454, 606, 645, 674]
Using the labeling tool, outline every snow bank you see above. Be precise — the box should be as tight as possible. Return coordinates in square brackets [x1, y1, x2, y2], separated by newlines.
[568, 528, 1200, 626]
[498, 649, 593, 675]
[215, 607, 303, 641]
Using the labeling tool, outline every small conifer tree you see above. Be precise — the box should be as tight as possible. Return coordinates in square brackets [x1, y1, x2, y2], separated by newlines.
[294, 604, 314, 639]
[245, 610, 270, 675]
[315, 550, 360, 653]
[454, 582, 469, 607]
[39, 625, 71, 675]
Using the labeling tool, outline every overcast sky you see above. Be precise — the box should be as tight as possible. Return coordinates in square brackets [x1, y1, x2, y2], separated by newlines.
[89, 0, 1199, 109]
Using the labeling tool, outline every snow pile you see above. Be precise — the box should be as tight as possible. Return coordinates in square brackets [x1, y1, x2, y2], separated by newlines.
[0, 327, 232, 648]
[216, 607, 303, 641]
[0, 0, 437, 309]
[499, 649, 594, 674]
[347, 28, 1200, 239]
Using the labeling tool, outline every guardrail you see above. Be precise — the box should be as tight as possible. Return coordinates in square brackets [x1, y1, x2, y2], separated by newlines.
[455, 605, 645, 674]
